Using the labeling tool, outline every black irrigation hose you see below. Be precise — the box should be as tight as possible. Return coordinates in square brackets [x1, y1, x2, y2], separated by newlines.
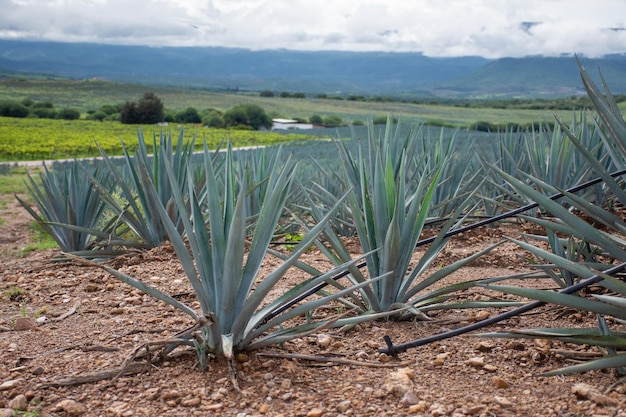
[380, 261, 626, 356]
[256, 168, 626, 329]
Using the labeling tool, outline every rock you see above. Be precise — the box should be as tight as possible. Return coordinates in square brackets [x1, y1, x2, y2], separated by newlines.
[13, 317, 37, 331]
[0, 379, 23, 391]
[181, 397, 201, 407]
[572, 383, 619, 406]
[433, 352, 450, 366]
[354, 350, 368, 360]
[279, 378, 292, 390]
[259, 403, 270, 413]
[378, 353, 391, 363]
[53, 399, 87, 416]
[307, 408, 324, 417]
[383, 368, 414, 397]
[483, 364, 498, 372]
[408, 401, 427, 413]
[494, 395, 513, 408]
[430, 403, 447, 416]
[316, 333, 332, 348]
[336, 400, 351, 413]
[493, 376, 508, 389]
[235, 353, 249, 362]
[8, 394, 27, 411]
[400, 390, 420, 406]
[0, 409, 14, 417]
[475, 341, 494, 352]
[466, 357, 485, 368]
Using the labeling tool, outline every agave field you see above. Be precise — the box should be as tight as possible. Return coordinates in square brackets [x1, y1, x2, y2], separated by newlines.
[1, 62, 626, 415]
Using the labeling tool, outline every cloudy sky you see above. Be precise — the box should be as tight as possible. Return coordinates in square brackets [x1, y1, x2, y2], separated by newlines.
[1, 0, 625, 58]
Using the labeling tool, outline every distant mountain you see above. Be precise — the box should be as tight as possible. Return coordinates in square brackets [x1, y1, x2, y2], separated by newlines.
[1, 40, 625, 97]
[434, 55, 626, 97]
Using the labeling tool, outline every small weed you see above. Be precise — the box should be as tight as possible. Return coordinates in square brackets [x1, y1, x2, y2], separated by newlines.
[282, 233, 306, 251]
[3, 286, 29, 303]
[13, 408, 41, 416]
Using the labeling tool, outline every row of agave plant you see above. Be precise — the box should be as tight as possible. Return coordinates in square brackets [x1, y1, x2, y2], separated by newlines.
[17, 60, 626, 377]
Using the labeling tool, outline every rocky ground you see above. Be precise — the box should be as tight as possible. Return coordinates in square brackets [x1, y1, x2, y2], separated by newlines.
[2, 198, 626, 417]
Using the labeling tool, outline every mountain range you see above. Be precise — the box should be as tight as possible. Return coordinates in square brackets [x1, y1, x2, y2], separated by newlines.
[1, 39, 625, 98]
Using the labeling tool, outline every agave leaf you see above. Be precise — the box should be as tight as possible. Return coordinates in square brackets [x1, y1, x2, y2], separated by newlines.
[482, 284, 626, 321]
[403, 240, 505, 301]
[231, 189, 352, 339]
[542, 354, 626, 377]
[64, 253, 198, 320]
[242, 271, 392, 348]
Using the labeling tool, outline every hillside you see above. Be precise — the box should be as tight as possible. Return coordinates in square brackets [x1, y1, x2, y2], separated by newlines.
[1, 40, 626, 97]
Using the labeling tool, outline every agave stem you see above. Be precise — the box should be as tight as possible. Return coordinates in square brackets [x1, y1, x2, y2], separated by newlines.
[379, 261, 626, 356]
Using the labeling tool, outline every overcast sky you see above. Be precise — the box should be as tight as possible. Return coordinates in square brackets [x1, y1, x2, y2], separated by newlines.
[2, 0, 625, 58]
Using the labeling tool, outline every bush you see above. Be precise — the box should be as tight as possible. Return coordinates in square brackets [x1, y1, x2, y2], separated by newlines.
[86, 111, 107, 121]
[0, 101, 29, 118]
[175, 107, 202, 124]
[202, 111, 225, 128]
[322, 115, 344, 128]
[259, 90, 274, 97]
[56, 108, 81, 120]
[309, 114, 323, 125]
[32, 107, 58, 119]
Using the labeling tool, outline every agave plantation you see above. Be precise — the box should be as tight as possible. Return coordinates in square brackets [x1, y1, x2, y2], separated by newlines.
[10, 60, 626, 395]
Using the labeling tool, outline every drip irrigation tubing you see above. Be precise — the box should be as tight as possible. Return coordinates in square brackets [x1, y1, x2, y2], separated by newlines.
[380, 261, 626, 356]
[256, 168, 626, 329]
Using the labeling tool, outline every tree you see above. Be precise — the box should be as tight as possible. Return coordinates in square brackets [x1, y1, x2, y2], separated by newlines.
[120, 101, 139, 124]
[259, 90, 274, 97]
[120, 92, 164, 124]
[176, 107, 201, 124]
[136, 92, 164, 124]
[309, 114, 323, 125]
[223, 104, 271, 130]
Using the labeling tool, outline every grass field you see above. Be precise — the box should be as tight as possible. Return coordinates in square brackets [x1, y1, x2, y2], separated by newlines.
[0, 78, 589, 127]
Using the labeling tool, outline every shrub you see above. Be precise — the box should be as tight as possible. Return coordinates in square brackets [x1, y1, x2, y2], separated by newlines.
[0, 101, 29, 118]
[175, 107, 202, 124]
[56, 108, 81, 120]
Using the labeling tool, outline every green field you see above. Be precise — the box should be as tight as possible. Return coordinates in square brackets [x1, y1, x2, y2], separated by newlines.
[0, 78, 590, 127]
[0, 117, 315, 161]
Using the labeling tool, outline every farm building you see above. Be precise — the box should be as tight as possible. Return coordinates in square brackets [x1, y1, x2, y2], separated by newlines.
[271, 118, 313, 130]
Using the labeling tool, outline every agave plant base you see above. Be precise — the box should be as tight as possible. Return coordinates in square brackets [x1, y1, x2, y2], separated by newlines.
[3, 216, 626, 415]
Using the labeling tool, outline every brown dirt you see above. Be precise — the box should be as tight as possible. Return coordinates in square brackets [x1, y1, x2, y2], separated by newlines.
[1, 198, 626, 417]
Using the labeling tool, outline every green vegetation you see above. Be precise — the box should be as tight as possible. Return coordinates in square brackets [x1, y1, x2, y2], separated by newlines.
[0, 77, 589, 131]
[0, 117, 314, 161]
[6, 61, 626, 382]
[3, 286, 28, 303]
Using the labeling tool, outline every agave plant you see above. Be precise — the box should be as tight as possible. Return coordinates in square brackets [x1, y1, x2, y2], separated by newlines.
[84, 128, 195, 249]
[298, 116, 503, 318]
[479, 60, 626, 376]
[82, 139, 388, 364]
[17, 160, 112, 253]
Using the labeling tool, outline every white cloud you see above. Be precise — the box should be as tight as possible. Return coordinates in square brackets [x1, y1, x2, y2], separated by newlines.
[0, 0, 625, 57]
